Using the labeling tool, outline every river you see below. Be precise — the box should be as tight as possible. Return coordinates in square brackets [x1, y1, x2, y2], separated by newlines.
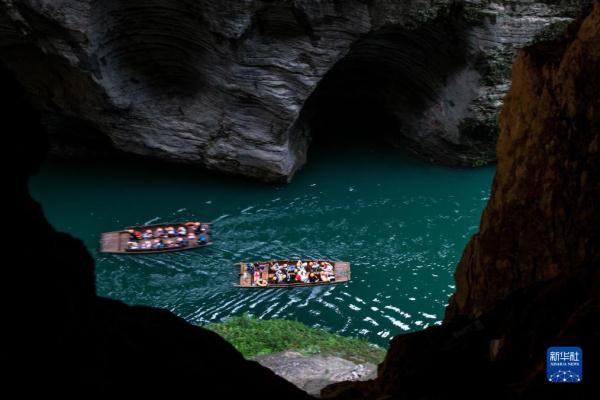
[30, 146, 494, 347]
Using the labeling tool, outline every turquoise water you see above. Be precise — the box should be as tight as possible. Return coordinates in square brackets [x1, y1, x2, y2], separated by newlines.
[30, 147, 494, 347]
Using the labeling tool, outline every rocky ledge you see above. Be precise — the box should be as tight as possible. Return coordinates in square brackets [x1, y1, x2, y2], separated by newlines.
[255, 351, 376, 397]
[0, 0, 590, 180]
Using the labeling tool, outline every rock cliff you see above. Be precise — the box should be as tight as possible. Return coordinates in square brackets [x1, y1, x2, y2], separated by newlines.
[0, 0, 589, 180]
[447, 0, 600, 320]
[323, 3, 600, 398]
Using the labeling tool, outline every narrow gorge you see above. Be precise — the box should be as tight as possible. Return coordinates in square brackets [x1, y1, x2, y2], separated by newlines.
[4, 1, 599, 399]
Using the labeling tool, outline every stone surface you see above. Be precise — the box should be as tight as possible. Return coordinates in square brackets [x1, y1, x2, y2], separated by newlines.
[0, 1, 589, 180]
[323, 3, 600, 399]
[255, 351, 377, 397]
[447, 0, 600, 320]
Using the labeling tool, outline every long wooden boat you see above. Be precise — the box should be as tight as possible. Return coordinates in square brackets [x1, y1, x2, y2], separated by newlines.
[235, 259, 350, 288]
[100, 221, 212, 254]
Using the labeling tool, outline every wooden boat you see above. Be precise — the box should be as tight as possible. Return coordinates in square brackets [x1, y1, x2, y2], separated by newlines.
[235, 260, 351, 288]
[100, 221, 212, 254]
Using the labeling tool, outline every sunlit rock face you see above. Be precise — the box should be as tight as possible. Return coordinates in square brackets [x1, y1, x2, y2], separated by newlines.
[0, 0, 587, 180]
[323, 3, 600, 399]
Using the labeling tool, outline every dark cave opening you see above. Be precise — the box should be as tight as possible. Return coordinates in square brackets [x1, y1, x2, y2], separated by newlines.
[298, 7, 480, 160]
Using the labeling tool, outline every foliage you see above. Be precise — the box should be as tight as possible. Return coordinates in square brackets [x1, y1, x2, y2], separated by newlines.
[205, 314, 386, 364]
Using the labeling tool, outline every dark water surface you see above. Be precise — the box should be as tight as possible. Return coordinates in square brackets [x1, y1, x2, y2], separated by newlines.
[30, 147, 494, 347]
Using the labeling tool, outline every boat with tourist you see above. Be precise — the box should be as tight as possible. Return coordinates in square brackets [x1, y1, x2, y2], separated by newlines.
[100, 221, 212, 254]
[235, 259, 351, 288]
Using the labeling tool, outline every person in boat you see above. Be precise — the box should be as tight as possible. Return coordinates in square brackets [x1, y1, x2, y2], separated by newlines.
[253, 269, 260, 285]
[176, 237, 186, 247]
[321, 262, 333, 272]
[187, 232, 196, 241]
[319, 270, 329, 282]
[296, 260, 308, 271]
[127, 241, 139, 250]
[166, 226, 176, 236]
[287, 263, 296, 283]
[142, 240, 152, 249]
[151, 239, 166, 249]
[155, 227, 165, 237]
[192, 222, 202, 234]
[270, 262, 278, 273]
[298, 268, 309, 283]
[198, 234, 208, 244]
[142, 229, 153, 239]
[308, 272, 319, 283]
[275, 267, 286, 283]
[246, 263, 255, 275]
[177, 226, 187, 236]
[127, 229, 139, 239]
[288, 270, 296, 283]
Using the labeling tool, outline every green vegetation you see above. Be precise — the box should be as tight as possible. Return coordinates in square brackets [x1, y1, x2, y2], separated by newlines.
[205, 314, 386, 364]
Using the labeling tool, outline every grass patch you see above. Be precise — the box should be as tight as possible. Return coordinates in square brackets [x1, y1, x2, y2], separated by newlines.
[205, 314, 386, 365]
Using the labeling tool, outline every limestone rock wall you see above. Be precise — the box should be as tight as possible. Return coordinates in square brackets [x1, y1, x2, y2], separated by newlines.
[0, 0, 588, 180]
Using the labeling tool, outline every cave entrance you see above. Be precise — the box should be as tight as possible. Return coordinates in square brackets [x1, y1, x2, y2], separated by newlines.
[305, 64, 401, 149]
[299, 8, 473, 160]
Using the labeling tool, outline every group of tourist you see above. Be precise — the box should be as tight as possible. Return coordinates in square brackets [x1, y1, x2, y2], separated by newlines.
[126, 222, 210, 251]
[245, 260, 335, 286]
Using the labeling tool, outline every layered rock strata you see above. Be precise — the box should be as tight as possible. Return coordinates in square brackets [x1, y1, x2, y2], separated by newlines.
[0, 0, 589, 180]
